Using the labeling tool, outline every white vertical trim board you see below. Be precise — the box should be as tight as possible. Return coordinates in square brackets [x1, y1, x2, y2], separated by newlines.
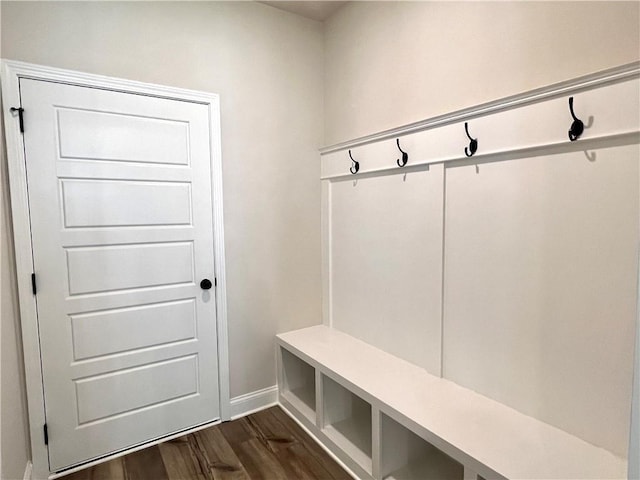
[630, 162, 640, 480]
[208, 86, 232, 423]
[320, 180, 332, 327]
[229, 386, 278, 420]
[630, 239, 640, 480]
[0, 152, 2, 480]
[23, 461, 33, 480]
[0, 59, 230, 479]
[1, 60, 47, 480]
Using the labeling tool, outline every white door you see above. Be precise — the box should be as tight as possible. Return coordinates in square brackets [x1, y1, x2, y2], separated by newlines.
[19, 78, 220, 472]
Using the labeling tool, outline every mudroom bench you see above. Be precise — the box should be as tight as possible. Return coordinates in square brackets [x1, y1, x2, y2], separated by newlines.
[276, 325, 627, 480]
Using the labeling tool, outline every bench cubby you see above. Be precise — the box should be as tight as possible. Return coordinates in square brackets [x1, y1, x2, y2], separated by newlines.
[279, 346, 316, 424]
[322, 374, 373, 474]
[380, 413, 463, 480]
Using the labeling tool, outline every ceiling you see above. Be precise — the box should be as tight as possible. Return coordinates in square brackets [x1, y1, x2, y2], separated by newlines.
[259, 1, 348, 22]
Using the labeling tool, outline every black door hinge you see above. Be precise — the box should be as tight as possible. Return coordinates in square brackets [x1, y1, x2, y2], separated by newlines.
[31, 273, 37, 295]
[44, 424, 48, 445]
[10, 107, 24, 133]
[215, 278, 217, 287]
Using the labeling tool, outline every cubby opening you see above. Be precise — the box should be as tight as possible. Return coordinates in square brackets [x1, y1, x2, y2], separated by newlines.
[321, 375, 372, 473]
[381, 413, 463, 480]
[280, 347, 316, 422]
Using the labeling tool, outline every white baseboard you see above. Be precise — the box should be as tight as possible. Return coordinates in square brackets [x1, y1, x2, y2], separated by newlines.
[23, 461, 32, 480]
[229, 385, 278, 420]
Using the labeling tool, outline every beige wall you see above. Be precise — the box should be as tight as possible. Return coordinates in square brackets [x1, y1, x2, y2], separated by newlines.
[1, 0, 323, 419]
[324, 1, 640, 145]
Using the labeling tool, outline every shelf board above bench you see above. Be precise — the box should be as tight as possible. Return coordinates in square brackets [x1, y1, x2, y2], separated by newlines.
[277, 325, 627, 480]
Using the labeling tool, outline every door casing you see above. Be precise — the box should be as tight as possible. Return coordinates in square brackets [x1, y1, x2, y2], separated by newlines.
[1, 59, 231, 480]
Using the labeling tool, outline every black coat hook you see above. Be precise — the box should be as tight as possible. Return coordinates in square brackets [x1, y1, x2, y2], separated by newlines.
[396, 139, 408, 167]
[568, 97, 584, 142]
[464, 122, 478, 157]
[349, 149, 359, 174]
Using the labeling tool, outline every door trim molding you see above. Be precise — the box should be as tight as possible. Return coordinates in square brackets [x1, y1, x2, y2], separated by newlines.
[1, 59, 231, 479]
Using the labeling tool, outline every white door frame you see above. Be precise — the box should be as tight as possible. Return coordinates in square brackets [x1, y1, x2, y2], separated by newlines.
[1, 59, 231, 480]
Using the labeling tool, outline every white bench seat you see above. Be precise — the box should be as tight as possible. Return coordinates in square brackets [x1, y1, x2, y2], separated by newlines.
[276, 325, 627, 480]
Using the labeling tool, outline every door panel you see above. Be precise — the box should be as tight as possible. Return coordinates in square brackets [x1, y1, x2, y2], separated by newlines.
[66, 242, 195, 294]
[20, 78, 220, 471]
[75, 355, 198, 425]
[70, 299, 196, 360]
[57, 107, 190, 165]
[60, 179, 192, 227]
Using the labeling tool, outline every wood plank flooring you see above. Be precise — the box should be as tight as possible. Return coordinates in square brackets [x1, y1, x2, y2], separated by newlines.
[64, 406, 351, 480]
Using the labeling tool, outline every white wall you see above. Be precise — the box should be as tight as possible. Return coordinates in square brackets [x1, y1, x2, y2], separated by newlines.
[324, 1, 640, 145]
[0, 1, 324, 473]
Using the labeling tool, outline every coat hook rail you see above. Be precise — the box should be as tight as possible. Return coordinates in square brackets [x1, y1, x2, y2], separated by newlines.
[464, 122, 478, 157]
[396, 139, 408, 167]
[349, 149, 360, 174]
[568, 97, 584, 142]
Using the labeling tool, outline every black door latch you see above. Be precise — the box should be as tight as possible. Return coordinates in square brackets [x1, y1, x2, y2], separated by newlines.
[10, 107, 24, 133]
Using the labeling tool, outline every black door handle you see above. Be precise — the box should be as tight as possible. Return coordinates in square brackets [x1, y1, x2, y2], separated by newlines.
[200, 279, 213, 290]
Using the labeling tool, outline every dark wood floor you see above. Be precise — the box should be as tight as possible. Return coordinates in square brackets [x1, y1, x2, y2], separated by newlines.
[64, 406, 351, 480]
